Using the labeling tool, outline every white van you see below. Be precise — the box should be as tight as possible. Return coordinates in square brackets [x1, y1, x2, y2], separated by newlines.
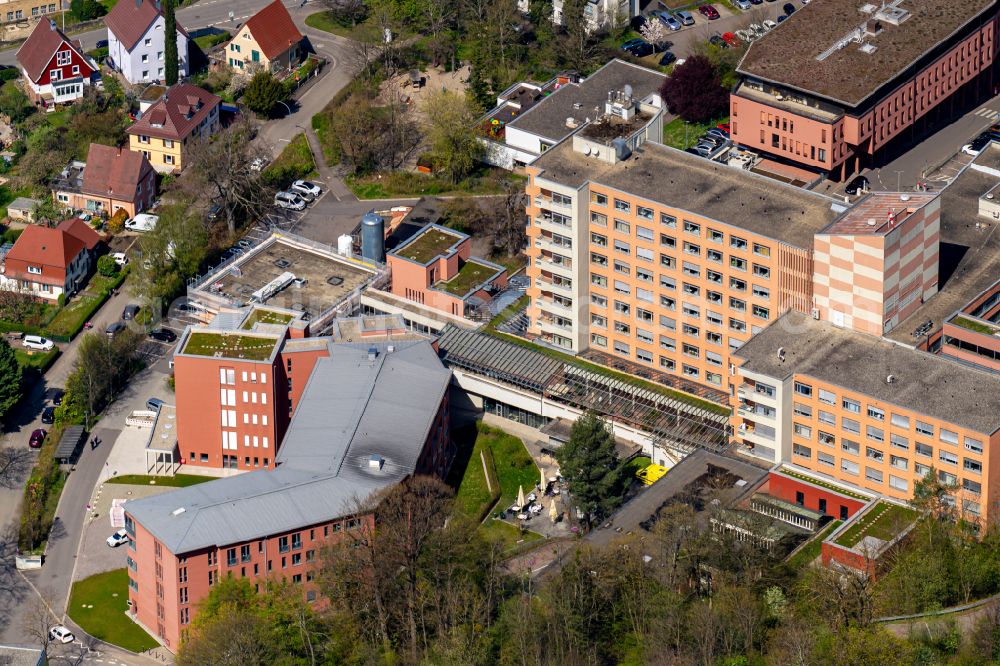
[23, 335, 54, 351]
[125, 213, 159, 233]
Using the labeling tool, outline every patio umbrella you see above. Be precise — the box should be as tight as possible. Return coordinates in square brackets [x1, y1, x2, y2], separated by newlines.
[540, 466, 546, 490]
[549, 500, 558, 524]
[517, 485, 526, 510]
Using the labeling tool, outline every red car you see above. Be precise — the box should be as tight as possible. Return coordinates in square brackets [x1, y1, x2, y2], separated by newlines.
[29, 428, 46, 449]
[717, 122, 731, 133]
[699, 4, 720, 19]
[722, 32, 741, 47]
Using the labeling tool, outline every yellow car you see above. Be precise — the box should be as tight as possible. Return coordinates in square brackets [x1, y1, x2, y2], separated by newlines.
[635, 464, 668, 486]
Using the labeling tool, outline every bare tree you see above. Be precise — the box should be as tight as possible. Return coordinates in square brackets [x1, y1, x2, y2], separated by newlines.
[481, 180, 528, 257]
[21, 594, 57, 659]
[0, 447, 32, 489]
[319, 0, 367, 27]
[176, 605, 277, 666]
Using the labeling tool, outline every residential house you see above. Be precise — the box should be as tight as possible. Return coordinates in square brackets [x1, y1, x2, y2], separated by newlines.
[0, 0, 63, 26]
[0, 218, 101, 299]
[224, 0, 303, 73]
[6, 196, 41, 222]
[126, 83, 221, 173]
[52, 143, 156, 218]
[105, 0, 189, 85]
[16, 19, 98, 107]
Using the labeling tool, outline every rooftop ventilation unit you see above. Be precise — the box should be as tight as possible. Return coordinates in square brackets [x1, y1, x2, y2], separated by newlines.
[172, 507, 186, 516]
[859, 2, 877, 12]
[367, 347, 378, 361]
[876, 6, 910, 25]
[859, 43, 877, 54]
[368, 454, 385, 470]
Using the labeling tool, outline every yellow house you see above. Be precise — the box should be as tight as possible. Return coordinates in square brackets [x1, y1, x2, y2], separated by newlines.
[126, 83, 221, 174]
[225, 0, 303, 73]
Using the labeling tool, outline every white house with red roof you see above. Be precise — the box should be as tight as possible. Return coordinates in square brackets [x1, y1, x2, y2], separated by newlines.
[105, 0, 189, 85]
[224, 0, 303, 73]
[0, 218, 102, 299]
[16, 19, 98, 107]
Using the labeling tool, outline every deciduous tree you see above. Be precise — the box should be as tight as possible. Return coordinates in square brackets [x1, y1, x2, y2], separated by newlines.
[422, 89, 482, 183]
[242, 71, 284, 117]
[660, 55, 728, 123]
[320, 0, 368, 27]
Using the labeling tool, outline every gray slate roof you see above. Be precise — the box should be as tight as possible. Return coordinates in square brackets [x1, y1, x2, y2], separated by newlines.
[736, 311, 1000, 435]
[125, 341, 451, 554]
[0, 644, 44, 666]
[508, 59, 666, 142]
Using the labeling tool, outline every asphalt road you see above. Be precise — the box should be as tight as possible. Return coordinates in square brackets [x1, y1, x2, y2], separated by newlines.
[0, 0, 310, 66]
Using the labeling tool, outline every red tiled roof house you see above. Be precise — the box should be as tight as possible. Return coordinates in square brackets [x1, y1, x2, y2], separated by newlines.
[16, 19, 98, 107]
[0, 219, 102, 300]
[52, 143, 157, 219]
[224, 0, 303, 72]
[127, 83, 221, 173]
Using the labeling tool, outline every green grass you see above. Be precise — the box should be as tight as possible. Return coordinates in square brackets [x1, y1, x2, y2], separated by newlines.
[488, 330, 730, 416]
[348, 171, 513, 199]
[262, 133, 317, 189]
[453, 422, 541, 520]
[621, 455, 652, 479]
[480, 519, 543, 551]
[183, 332, 278, 360]
[44, 293, 104, 340]
[105, 474, 218, 487]
[304, 12, 400, 42]
[952, 316, 998, 335]
[193, 30, 231, 51]
[438, 260, 500, 296]
[240, 309, 295, 330]
[484, 294, 529, 333]
[662, 115, 729, 151]
[397, 227, 462, 264]
[15, 347, 60, 373]
[68, 569, 159, 652]
[787, 520, 842, 569]
[780, 470, 870, 501]
[834, 502, 917, 549]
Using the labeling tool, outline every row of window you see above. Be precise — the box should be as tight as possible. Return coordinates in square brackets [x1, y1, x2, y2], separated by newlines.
[589, 333, 726, 385]
[591, 232, 773, 278]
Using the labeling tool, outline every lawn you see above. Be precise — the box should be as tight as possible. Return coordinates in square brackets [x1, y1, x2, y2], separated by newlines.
[439, 260, 500, 296]
[193, 30, 231, 51]
[240, 309, 295, 330]
[45, 292, 104, 340]
[480, 519, 543, 551]
[834, 502, 917, 549]
[780, 470, 870, 501]
[787, 519, 842, 569]
[183, 332, 277, 360]
[105, 474, 218, 487]
[397, 228, 462, 264]
[452, 422, 541, 521]
[262, 133, 317, 189]
[304, 12, 402, 42]
[662, 115, 729, 151]
[952, 316, 998, 335]
[15, 347, 60, 373]
[484, 293, 529, 333]
[348, 170, 513, 199]
[68, 569, 159, 652]
[621, 455, 652, 480]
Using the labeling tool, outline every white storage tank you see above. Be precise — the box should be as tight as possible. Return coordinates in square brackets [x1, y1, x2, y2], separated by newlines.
[337, 234, 353, 257]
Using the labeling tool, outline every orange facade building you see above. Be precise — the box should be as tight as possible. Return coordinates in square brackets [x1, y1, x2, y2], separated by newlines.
[731, 0, 1000, 180]
[732, 310, 1000, 522]
[125, 340, 453, 649]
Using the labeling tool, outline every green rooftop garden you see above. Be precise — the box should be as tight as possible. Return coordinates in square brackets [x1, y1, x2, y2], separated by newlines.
[241, 309, 296, 330]
[787, 519, 842, 569]
[834, 501, 917, 549]
[438, 260, 498, 296]
[780, 470, 870, 501]
[183, 332, 278, 360]
[397, 228, 462, 264]
[952, 315, 999, 336]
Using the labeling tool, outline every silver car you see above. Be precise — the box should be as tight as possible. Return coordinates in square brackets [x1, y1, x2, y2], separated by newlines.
[675, 10, 694, 25]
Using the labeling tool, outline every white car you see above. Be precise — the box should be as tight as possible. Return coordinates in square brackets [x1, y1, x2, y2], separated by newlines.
[763, 19, 777, 31]
[249, 157, 267, 172]
[106, 529, 129, 548]
[49, 625, 74, 643]
[290, 180, 322, 199]
[23, 335, 54, 352]
[112, 252, 128, 267]
[274, 191, 306, 211]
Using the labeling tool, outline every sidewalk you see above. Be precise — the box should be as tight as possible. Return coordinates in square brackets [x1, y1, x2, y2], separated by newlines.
[303, 127, 354, 201]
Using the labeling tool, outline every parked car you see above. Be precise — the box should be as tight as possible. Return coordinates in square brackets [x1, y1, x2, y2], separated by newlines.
[125, 213, 158, 233]
[963, 134, 992, 156]
[736, 29, 754, 42]
[51, 389, 63, 406]
[274, 191, 307, 211]
[249, 157, 267, 172]
[749, 0, 763, 4]
[749, 23, 765, 37]
[777, 13, 787, 22]
[845, 175, 870, 196]
[733, 0, 751, 8]
[722, 32, 741, 47]
[718, 122, 731, 133]
[699, 135, 724, 147]
[763, 18, 777, 30]
[699, 4, 720, 19]
[783, 2, 795, 14]
[690, 144, 713, 157]
[290, 180, 322, 199]
[706, 127, 729, 140]
[695, 141, 718, 155]
[675, 10, 695, 25]
[106, 321, 126, 338]
[106, 529, 130, 548]
[49, 625, 74, 643]
[621, 38, 644, 51]
[29, 428, 46, 449]
[624, 40, 655, 57]
[652, 10, 681, 30]
[149, 328, 177, 343]
[122, 304, 140, 321]
[147, 398, 165, 412]
[41, 406, 55, 425]
[659, 51, 677, 66]
[709, 34, 728, 48]
[111, 252, 128, 267]
[22, 335, 53, 352]
[629, 14, 647, 31]
[237, 239, 254, 250]
[95, 39, 109, 49]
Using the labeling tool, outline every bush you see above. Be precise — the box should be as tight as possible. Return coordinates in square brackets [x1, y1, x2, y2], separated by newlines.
[3, 228, 22, 244]
[261, 133, 315, 188]
[96, 255, 118, 277]
[0, 69, 19, 82]
[107, 209, 127, 234]
[57, 293, 66, 307]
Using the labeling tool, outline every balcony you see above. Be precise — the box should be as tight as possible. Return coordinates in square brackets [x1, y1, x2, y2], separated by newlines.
[738, 404, 775, 422]
[534, 256, 573, 274]
[539, 297, 573, 314]
[537, 315, 574, 333]
[535, 236, 572, 252]
[535, 213, 572, 230]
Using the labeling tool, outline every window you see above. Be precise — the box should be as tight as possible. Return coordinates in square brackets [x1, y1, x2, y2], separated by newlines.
[793, 444, 811, 458]
[731, 236, 747, 250]
[708, 229, 724, 243]
[613, 341, 630, 355]
[661, 295, 675, 310]
[730, 277, 746, 291]
[614, 240, 630, 255]
[794, 423, 812, 438]
[842, 418, 860, 435]
[683, 242, 700, 256]
[939, 470, 957, 486]
[683, 220, 700, 235]
[963, 478, 982, 494]
[916, 420, 934, 436]
[614, 219, 630, 234]
[591, 333, 607, 348]
[793, 403, 812, 418]
[661, 213, 677, 228]
[730, 297, 746, 312]
[56, 49, 71, 65]
[637, 206, 654, 221]
[278, 536, 289, 553]
[939, 450, 958, 466]
[660, 254, 675, 269]
[916, 442, 932, 458]
[842, 459, 859, 475]
[842, 439, 859, 455]
[730, 257, 747, 271]
[752, 305, 769, 320]
[636, 225, 654, 241]
[591, 192, 607, 206]
[613, 260, 630, 275]
[707, 270, 723, 284]
[591, 232, 607, 247]
[818, 451, 835, 467]
[866, 447, 883, 462]
[965, 437, 984, 455]
[842, 398, 861, 413]
[794, 382, 812, 397]
[614, 199, 630, 213]
[636, 267, 653, 283]
[614, 280, 629, 295]
[866, 426, 884, 442]
[730, 318, 746, 333]
[964, 458, 982, 474]
[889, 475, 909, 492]
[818, 431, 835, 446]
[940, 429, 959, 445]
[891, 413, 910, 429]
[890, 434, 909, 450]
[867, 406, 885, 421]
[819, 411, 836, 425]
[865, 467, 883, 484]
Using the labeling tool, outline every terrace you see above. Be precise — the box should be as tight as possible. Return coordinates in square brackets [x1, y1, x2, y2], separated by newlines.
[395, 227, 463, 264]
[181, 332, 279, 361]
[437, 260, 502, 297]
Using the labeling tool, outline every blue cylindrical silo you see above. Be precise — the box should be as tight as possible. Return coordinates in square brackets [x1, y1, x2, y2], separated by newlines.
[360, 212, 385, 263]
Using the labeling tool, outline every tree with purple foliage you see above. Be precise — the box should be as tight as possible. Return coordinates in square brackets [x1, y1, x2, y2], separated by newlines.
[659, 55, 728, 123]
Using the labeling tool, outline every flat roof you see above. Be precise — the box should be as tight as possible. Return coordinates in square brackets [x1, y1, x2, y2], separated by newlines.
[392, 224, 464, 264]
[126, 341, 451, 554]
[180, 330, 281, 361]
[532, 140, 844, 248]
[201, 236, 375, 317]
[887, 145, 1000, 345]
[737, 0, 996, 107]
[737, 310, 1000, 435]
[147, 404, 177, 452]
[508, 59, 665, 142]
[437, 259, 504, 298]
[821, 192, 938, 235]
